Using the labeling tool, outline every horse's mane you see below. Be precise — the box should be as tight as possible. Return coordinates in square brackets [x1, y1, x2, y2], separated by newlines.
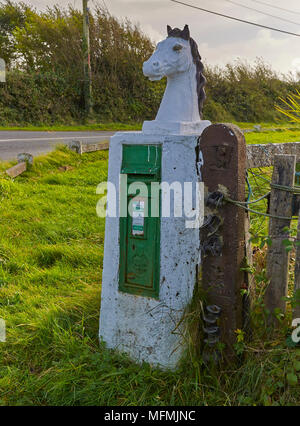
[189, 38, 206, 119]
[167, 26, 206, 119]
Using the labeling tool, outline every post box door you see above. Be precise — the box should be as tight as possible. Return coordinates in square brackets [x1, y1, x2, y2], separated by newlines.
[119, 145, 161, 299]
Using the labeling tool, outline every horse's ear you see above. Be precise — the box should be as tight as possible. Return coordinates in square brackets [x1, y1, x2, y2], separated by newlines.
[181, 24, 190, 40]
[167, 25, 172, 36]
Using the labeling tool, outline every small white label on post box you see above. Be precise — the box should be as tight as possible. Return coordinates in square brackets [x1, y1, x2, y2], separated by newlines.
[132, 199, 145, 236]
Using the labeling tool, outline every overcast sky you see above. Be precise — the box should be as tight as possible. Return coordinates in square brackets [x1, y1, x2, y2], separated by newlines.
[22, 0, 300, 76]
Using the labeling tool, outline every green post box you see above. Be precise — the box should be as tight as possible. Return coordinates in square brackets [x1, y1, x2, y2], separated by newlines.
[119, 145, 162, 299]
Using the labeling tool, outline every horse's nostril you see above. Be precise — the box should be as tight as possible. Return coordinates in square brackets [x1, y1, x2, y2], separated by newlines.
[153, 61, 160, 67]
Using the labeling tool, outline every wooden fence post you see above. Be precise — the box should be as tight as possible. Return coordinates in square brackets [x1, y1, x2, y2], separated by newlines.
[200, 124, 247, 357]
[265, 154, 296, 320]
[244, 210, 255, 333]
[293, 213, 300, 321]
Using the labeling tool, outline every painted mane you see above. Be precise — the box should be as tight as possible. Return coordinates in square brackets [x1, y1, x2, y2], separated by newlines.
[167, 25, 206, 118]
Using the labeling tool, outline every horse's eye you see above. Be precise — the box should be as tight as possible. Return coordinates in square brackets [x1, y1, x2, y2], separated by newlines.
[173, 44, 183, 52]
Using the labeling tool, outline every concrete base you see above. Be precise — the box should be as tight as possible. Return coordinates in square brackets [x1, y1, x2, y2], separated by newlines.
[99, 130, 207, 369]
[142, 120, 211, 136]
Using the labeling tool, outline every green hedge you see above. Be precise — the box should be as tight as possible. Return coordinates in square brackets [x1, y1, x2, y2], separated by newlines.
[0, 2, 299, 125]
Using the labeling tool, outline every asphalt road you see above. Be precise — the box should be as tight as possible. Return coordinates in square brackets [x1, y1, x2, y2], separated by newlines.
[0, 131, 116, 161]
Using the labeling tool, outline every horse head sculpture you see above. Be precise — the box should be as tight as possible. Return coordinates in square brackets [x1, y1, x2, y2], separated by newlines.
[143, 25, 208, 134]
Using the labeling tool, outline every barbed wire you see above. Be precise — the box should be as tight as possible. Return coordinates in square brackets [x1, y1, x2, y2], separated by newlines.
[225, 170, 300, 221]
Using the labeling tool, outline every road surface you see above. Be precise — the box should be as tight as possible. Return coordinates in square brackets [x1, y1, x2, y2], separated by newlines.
[0, 130, 116, 161]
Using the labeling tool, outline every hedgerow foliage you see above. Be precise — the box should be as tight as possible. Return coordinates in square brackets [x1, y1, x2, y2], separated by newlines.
[0, 1, 299, 125]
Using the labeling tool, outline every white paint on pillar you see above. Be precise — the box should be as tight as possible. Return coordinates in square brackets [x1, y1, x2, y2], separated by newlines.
[99, 129, 209, 369]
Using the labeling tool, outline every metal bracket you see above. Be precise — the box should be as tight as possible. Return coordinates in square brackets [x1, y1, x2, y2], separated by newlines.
[201, 235, 223, 257]
[206, 191, 225, 209]
[201, 215, 222, 236]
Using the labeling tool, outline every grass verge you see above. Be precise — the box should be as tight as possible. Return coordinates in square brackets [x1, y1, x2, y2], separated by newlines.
[0, 121, 299, 133]
[0, 123, 142, 132]
[0, 142, 299, 406]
